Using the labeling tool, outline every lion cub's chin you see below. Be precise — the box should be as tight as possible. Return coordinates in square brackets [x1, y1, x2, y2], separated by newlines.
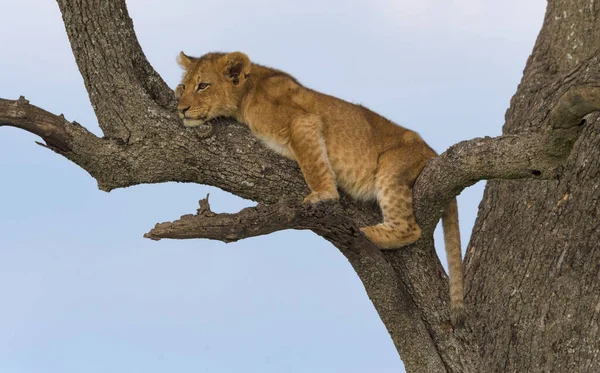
[183, 119, 206, 128]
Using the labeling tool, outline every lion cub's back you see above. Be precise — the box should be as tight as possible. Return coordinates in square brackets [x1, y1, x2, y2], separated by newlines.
[298, 89, 405, 200]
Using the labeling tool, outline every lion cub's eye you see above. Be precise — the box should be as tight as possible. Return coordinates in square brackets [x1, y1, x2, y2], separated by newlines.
[196, 83, 210, 92]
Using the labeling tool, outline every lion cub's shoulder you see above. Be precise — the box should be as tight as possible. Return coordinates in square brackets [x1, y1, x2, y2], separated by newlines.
[251, 65, 303, 95]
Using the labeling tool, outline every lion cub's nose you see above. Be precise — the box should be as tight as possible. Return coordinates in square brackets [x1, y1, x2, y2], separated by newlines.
[178, 106, 190, 118]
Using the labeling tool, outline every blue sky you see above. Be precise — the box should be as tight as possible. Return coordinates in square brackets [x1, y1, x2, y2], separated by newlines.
[0, 1, 545, 372]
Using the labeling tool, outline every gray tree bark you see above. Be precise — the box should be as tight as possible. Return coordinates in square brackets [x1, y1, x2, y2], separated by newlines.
[465, 1, 600, 371]
[1, 0, 599, 372]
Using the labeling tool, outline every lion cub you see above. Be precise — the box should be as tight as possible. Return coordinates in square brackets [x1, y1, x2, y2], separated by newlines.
[175, 51, 465, 327]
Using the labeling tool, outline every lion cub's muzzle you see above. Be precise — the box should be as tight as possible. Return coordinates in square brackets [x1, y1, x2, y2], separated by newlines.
[177, 105, 208, 127]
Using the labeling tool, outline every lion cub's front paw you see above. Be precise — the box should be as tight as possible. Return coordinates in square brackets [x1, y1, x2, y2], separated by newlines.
[302, 190, 339, 204]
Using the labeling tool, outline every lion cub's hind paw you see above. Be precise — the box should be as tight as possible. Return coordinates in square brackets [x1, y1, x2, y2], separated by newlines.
[360, 223, 421, 249]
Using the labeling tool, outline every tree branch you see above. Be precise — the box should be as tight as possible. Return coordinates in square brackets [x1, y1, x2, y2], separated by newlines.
[415, 133, 561, 232]
[0, 97, 72, 152]
[145, 194, 382, 255]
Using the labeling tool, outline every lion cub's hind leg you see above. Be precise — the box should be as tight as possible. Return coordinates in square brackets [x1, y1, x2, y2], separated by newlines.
[360, 150, 422, 249]
[289, 114, 339, 204]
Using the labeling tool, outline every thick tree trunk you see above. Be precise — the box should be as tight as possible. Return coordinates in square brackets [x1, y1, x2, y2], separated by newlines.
[465, 1, 600, 371]
[1, 0, 600, 372]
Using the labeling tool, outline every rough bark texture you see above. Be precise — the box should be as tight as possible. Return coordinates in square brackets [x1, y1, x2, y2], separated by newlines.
[2, 0, 600, 372]
[464, 1, 600, 372]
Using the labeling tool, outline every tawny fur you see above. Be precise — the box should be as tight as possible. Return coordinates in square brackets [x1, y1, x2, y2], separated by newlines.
[175, 51, 465, 327]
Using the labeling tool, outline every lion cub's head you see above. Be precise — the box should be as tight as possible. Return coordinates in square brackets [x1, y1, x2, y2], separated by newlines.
[175, 51, 251, 127]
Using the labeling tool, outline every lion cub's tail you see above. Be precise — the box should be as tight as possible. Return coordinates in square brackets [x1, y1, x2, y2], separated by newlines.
[442, 198, 465, 328]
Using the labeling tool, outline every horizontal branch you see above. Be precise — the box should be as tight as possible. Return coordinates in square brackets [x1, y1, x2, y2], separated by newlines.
[145, 195, 382, 256]
[414, 133, 563, 232]
[414, 83, 600, 233]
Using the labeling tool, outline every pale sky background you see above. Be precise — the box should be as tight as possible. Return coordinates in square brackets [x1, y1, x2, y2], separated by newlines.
[0, 1, 545, 372]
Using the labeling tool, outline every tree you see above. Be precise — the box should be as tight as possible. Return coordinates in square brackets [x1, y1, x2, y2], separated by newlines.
[1, 0, 599, 372]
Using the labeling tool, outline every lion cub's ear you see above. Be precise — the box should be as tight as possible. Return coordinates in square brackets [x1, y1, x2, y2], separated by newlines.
[221, 52, 251, 86]
[177, 51, 193, 70]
